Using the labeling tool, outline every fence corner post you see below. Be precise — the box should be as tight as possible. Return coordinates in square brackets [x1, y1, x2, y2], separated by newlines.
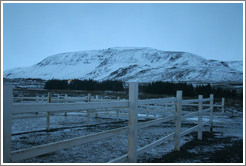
[174, 90, 182, 151]
[127, 82, 138, 163]
[3, 84, 13, 163]
[198, 95, 203, 140]
[209, 94, 214, 133]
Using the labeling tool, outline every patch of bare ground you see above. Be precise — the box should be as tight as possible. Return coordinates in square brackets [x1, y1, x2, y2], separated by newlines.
[143, 132, 243, 163]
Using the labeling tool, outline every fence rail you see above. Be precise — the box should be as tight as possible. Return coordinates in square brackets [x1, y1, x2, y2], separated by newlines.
[14, 94, 121, 103]
[12, 101, 128, 114]
[3, 83, 225, 163]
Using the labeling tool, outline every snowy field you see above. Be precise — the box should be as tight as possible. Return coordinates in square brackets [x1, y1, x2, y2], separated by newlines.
[10, 102, 243, 163]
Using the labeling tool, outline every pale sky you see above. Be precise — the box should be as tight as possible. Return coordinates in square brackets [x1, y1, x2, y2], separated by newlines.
[3, 2, 244, 70]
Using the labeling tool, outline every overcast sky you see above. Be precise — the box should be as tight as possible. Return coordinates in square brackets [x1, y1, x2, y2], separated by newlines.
[3, 2, 243, 70]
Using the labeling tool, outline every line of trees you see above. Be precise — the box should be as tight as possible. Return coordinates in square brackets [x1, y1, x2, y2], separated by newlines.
[44, 79, 241, 99]
[44, 79, 124, 91]
[140, 81, 240, 98]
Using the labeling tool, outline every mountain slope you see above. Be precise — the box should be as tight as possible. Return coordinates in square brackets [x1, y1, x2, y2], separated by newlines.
[3, 47, 243, 82]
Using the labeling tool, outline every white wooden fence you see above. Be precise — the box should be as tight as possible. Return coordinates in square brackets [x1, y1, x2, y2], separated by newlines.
[14, 93, 120, 103]
[13, 93, 126, 127]
[3, 82, 225, 163]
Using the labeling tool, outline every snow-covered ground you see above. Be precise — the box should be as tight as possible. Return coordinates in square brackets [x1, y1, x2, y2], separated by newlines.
[10, 103, 243, 163]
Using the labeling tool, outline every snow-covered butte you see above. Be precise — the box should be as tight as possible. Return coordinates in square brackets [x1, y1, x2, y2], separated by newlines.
[3, 47, 243, 82]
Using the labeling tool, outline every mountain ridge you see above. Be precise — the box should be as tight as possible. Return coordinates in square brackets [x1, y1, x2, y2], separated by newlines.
[4, 47, 243, 83]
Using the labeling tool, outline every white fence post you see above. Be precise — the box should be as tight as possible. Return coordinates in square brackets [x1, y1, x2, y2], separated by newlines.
[47, 92, 51, 103]
[115, 109, 119, 122]
[95, 110, 98, 118]
[64, 94, 67, 116]
[46, 112, 50, 131]
[36, 95, 38, 103]
[174, 90, 182, 151]
[88, 93, 91, 102]
[20, 95, 23, 102]
[209, 94, 214, 133]
[42, 95, 45, 102]
[3, 84, 13, 163]
[146, 105, 149, 119]
[154, 105, 156, 118]
[46, 92, 51, 131]
[221, 98, 225, 135]
[87, 110, 90, 125]
[198, 95, 203, 140]
[222, 98, 225, 117]
[128, 82, 138, 163]
[116, 97, 120, 122]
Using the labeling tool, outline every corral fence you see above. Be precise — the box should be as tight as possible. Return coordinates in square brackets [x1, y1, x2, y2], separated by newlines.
[13, 92, 126, 127]
[13, 92, 116, 103]
[3, 82, 225, 163]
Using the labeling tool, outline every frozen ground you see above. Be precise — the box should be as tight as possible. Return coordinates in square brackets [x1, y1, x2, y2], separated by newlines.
[10, 103, 243, 163]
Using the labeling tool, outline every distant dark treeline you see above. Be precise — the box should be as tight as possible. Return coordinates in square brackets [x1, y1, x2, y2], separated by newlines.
[140, 81, 240, 98]
[44, 79, 241, 98]
[44, 79, 124, 91]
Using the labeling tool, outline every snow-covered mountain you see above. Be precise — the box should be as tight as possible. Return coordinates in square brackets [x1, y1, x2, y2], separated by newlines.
[3, 47, 243, 82]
